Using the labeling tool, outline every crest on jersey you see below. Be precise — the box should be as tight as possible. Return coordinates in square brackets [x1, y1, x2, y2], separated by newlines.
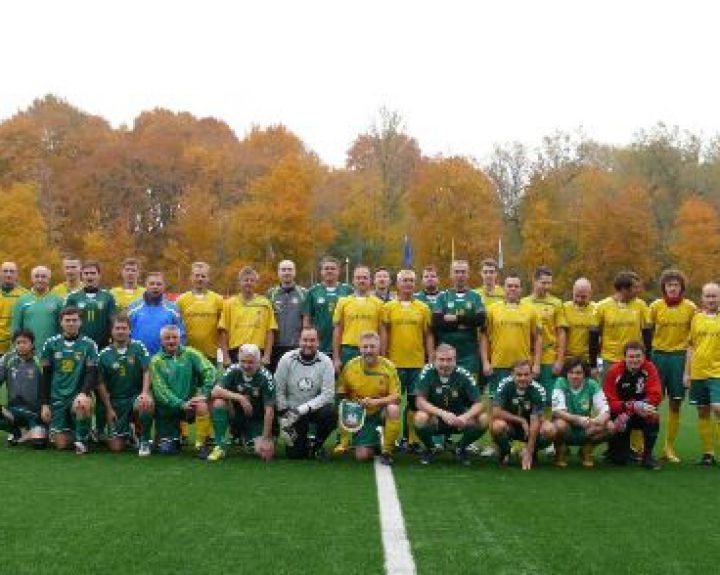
[297, 377, 313, 392]
[338, 399, 366, 433]
[74, 352, 84, 361]
[317, 298, 325, 304]
[78, 302, 86, 309]
[112, 362, 120, 370]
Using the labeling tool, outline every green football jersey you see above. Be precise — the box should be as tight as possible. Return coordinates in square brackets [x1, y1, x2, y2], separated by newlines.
[12, 291, 63, 352]
[220, 365, 276, 417]
[65, 289, 117, 347]
[150, 346, 215, 409]
[493, 376, 545, 421]
[99, 340, 151, 400]
[40, 334, 99, 400]
[433, 289, 485, 361]
[551, 377, 606, 417]
[303, 283, 353, 353]
[416, 364, 480, 414]
[414, 290, 443, 311]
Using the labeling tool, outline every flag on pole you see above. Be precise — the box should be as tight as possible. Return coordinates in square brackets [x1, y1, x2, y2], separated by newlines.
[402, 235, 413, 268]
[498, 237, 504, 271]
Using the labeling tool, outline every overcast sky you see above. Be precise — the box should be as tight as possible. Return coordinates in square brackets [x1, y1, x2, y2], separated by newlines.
[2, 1, 719, 166]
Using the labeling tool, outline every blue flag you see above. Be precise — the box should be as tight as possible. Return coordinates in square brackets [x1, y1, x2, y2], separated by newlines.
[402, 235, 413, 268]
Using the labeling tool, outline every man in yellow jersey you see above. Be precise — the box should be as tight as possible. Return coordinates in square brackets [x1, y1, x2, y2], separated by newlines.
[481, 272, 542, 399]
[685, 282, 720, 466]
[563, 278, 598, 372]
[475, 258, 505, 307]
[0, 262, 29, 356]
[219, 267, 276, 367]
[50, 257, 83, 298]
[337, 331, 401, 465]
[380, 269, 433, 451]
[520, 266, 567, 406]
[177, 262, 224, 363]
[110, 258, 145, 311]
[650, 269, 696, 463]
[332, 265, 384, 373]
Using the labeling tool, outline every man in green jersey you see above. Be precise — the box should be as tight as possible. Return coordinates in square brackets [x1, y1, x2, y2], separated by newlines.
[414, 344, 488, 465]
[302, 256, 353, 356]
[0, 330, 47, 448]
[208, 343, 276, 462]
[551, 358, 611, 467]
[40, 307, 98, 454]
[150, 325, 215, 456]
[491, 359, 556, 470]
[12, 265, 63, 352]
[97, 314, 153, 455]
[432, 260, 486, 375]
[65, 260, 117, 348]
[415, 265, 443, 308]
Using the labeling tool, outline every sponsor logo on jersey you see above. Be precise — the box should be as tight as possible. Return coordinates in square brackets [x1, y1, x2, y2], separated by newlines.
[297, 377, 313, 391]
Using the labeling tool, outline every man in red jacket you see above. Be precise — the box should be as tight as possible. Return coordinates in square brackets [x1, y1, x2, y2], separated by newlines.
[603, 341, 662, 469]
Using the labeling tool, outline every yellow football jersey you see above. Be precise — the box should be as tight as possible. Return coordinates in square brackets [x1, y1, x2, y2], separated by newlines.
[595, 297, 651, 362]
[649, 298, 696, 352]
[563, 301, 598, 361]
[219, 294, 277, 351]
[485, 301, 540, 369]
[521, 294, 568, 364]
[0, 285, 29, 353]
[50, 282, 82, 299]
[177, 290, 225, 359]
[333, 295, 384, 346]
[689, 312, 720, 379]
[382, 299, 431, 368]
[338, 356, 401, 414]
[475, 285, 505, 308]
[110, 286, 146, 311]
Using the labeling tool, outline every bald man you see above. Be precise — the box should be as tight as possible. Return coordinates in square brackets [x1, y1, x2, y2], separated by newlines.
[563, 278, 599, 377]
[267, 260, 306, 372]
[12, 266, 63, 352]
[0, 262, 29, 355]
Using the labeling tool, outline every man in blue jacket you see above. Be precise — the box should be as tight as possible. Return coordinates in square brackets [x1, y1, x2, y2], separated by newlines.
[128, 272, 186, 355]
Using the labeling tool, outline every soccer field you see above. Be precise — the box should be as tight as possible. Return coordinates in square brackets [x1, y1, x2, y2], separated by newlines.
[2, 406, 718, 575]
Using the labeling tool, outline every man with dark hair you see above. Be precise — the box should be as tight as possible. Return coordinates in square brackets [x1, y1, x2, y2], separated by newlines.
[65, 260, 117, 349]
[372, 267, 395, 303]
[415, 265, 443, 308]
[603, 341, 662, 469]
[475, 258, 505, 307]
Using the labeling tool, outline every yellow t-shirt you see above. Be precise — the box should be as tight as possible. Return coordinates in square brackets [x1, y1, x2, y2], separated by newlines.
[649, 298, 696, 352]
[110, 286, 146, 312]
[177, 290, 225, 359]
[689, 312, 720, 379]
[338, 356, 400, 415]
[50, 282, 83, 299]
[333, 295, 384, 347]
[218, 294, 277, 351]
[521, 294, 568, 364]
[595, 297, 651, 362]
[0, 285, 29, 353]
[382, 299, 431, 368]
[485, 301, 540, 369]
[563, 301, 598, 361]
[474, 285, 505, 308]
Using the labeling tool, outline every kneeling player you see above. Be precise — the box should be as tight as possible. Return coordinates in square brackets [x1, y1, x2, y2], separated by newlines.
[209, 344, 275, 462]
[97, 314, 154, 455]
[149, 325, 215, 456]
[491, 359, 555, 470]
[414, 343, 488, 465]
[337, 331, 400, 465]
[275, 328, 336, 460]
[551, 358, 611, 467]
[604, 341, 662, 470]
[0, 330, 47, 448]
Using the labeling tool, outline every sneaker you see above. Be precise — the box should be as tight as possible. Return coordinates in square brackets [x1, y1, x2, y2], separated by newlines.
[332, 443, 349, 456]
[642, 455, 662, 470]
[455, 447, 471, 466]
[699, 453, 716, 466]
[158, 438, 179, 455]
[480, 445, 497, 458]
[196, 442, 213, 460]
[629, 448, 643, 463]
[138, 441, 151, 457]
[314, 448, 331, 463]
[498, 453, 511, 468]
[207, 446, 226, 462]
[396, 438, 410, 452]
[419, 450, 434, 465]
[580, 445, 595, 468]
[74, 440, 89, 455]
[660, 447, 681, 464]
[6, 427, 22, 447]
[543, 444, 556, 457]
[379, 452, 394, 466]
[464, 443, 481, 456]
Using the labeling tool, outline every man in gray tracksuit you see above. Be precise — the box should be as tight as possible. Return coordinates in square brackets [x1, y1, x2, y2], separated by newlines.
[275, 326, 335, 459]
[267, 259, 306, 373]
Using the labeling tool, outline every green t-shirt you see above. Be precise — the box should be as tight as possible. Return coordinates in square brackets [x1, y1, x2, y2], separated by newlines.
[415, 364, 480, 414]
[551, 377, 606, 417]
[12, 291, 63, 352]
[40, 334, 99, 400]
[433, 289, 485, 359]
[493, 377, 545, 422]
[414, 290, 443, 311]
[302, 283, 353, 353]
[99, 340, 151, 400]
[65, 289, 117, 348]
[220, 365, 276, 417]
[149, 346, 216, 409]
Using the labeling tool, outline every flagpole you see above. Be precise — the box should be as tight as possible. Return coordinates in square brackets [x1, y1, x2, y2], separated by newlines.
[345, 257, 350, 285]
[451, 238, 455, 265]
